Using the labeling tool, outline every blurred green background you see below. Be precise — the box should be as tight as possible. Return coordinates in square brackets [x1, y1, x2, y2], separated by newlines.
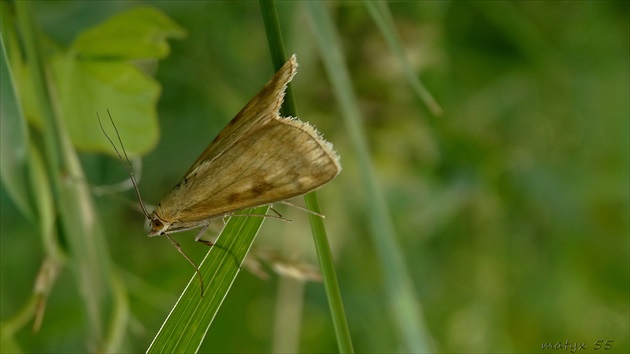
[1, 1, 628, 353]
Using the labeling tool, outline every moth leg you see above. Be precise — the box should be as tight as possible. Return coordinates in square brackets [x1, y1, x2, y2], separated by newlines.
[228, 213, 291, 222]
[279, 200, 325, 218]
[194, 225, 241, 269]
[194, 224, 214, 246]
[165, 234, 205, 297]
[269, 206, 283, 218]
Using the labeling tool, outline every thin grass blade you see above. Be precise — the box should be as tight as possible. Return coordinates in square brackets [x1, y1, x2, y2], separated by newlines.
[0, 29, 34, 218]
[306, 2, 433, 352]
[363, 0, 442, 116]
[260, 1, 354, 352]
[147, 206, 268, 353]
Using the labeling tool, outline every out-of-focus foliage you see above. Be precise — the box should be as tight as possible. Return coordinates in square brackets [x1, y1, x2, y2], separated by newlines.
[1, 1, 627, 353]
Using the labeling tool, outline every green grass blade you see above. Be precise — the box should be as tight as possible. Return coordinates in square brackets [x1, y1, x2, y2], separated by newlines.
[0, 19, 34, 219]
[260, 1, 354, 352]
[259, 1, 288, 78]
[303, 193, 354, 353]
[306, 2, 432, 352]
[147, 206, 268, 353]
[14, 2, 120, 349]
[363, 0, 442, 117]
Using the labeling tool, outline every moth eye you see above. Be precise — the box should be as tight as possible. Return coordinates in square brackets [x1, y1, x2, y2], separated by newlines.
[151, 219, 164, 231]
[146, 215, 168, 237]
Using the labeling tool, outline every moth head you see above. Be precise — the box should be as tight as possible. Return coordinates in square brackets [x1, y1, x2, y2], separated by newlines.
[147, 212, 170, 237]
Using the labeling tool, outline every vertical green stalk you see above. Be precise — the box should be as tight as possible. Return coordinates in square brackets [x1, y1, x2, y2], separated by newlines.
[260, 1, 355, 352]
[14, 2, 118, 350]
[303, 193, 354, 353]
[306, 2, 432, 352]
[362, 0, 442, 116]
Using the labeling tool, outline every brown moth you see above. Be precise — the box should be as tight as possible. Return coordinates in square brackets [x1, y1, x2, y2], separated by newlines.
[100, 55, 340, 295]
[148, 55, 341, 239]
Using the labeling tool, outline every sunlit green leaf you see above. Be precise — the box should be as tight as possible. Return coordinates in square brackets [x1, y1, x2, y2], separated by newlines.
[73, 6, 186, 60]
[51, 54, 161, 155]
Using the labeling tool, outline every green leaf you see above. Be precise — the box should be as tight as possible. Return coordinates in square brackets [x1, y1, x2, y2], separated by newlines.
[72, 6, 186, 60]
[16, 6, 189, 157]
[51, 54, 161, 155]
[41, 6, 188, 156]
[147, 206, 268, 353]
[9, 4, 185, 349]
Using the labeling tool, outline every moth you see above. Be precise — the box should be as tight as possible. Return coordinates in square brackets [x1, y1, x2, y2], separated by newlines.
[100, 55, 341, 294]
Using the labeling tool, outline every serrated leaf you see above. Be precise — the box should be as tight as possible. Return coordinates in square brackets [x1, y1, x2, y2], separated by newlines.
[51, 6, 187, 156]
[51, 53, 160, 155]
[72, 6, 186, 60]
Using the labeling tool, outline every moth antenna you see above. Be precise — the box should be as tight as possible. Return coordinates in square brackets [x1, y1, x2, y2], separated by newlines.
[97, 110, 151, 218]
[166, 234, 205, 297]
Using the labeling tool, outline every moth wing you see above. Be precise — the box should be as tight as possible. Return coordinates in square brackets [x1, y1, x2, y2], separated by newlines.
[157, 117, 340, 224]
[182, 55, 298, 177]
